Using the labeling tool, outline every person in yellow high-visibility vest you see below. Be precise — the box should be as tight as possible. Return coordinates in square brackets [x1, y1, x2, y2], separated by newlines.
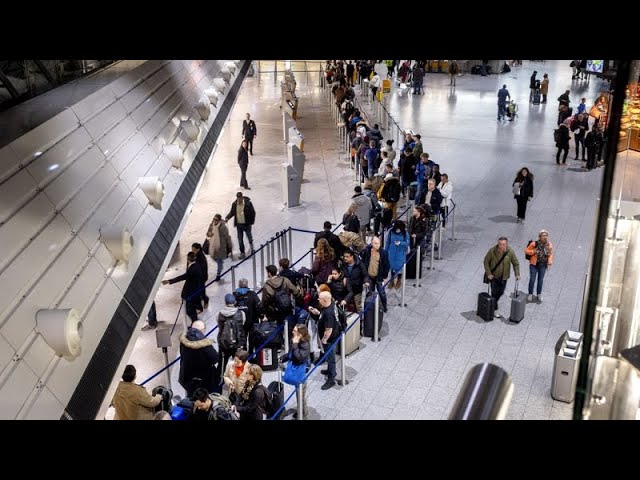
[384, 60, 394, 78]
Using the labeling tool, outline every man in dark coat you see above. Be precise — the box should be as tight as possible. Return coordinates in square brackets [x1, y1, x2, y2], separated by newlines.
[162, 251, 202, 324]
[192, 242, 209, 311]
[340, 250, 369, 313]
[179, 320, 220, 397]
[238, 140, 250, 189]
[241, 113, 257, 155]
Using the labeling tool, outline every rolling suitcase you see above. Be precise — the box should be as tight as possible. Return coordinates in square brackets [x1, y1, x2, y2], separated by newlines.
[477, 285, 496, 321]
[363, 290, 384, 337]
[257, 345, 280, 371]
[336, 313, 361, 356]
[509, 282, 526, 323]
[532, 89, 541, 105]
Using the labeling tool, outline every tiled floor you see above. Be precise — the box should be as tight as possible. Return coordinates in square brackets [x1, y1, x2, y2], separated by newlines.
[123, 60, 607, 420]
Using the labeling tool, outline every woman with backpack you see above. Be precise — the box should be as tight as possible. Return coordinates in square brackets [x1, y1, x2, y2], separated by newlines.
[342, 203, 361, 234]
[524, 230, 553, 303]
[385, 220, 410, 289]
[512, 167, 534, 224]
[231, 364, 270, 420]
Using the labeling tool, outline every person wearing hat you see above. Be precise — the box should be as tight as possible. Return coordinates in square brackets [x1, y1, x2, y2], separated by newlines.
[524, 230, 553, 303]
[217, 293, 247, 375]
[225, 192, 256, 259]
[179, 320, 220, 397]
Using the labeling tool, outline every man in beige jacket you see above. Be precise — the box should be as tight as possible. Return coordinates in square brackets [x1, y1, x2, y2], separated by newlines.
[112, 364, 162, 420]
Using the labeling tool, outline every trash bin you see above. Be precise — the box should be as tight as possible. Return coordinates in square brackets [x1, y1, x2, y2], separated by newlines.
[551, 330, 583, 403]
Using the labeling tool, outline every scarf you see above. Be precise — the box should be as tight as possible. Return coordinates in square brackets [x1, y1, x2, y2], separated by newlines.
[240, 380, 255, 402]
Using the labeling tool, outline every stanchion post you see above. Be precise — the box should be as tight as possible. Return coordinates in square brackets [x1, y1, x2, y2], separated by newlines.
[181, 300, 189, 333]
[339, 333, 348, 386]
[162, 347, 172, 391]
[260, 247, 265, 284]
[231, 265, 236, 290]
[252, 253, 257, 290]
[288, 228, 293, 260]
[270, 237, 275, 265]
[296, 385, 304, 420]
[451, 207, 456, 241]
[283, 317, 289, 354]
[414, 246, 422, 287]
[373, 294, 380, 342]
[438, 224, 443, 260]
[430, 233, 435, 270]
[400, 262, 407, 307]
[276, 231, 282, 261]
[309, 247, 314, 269]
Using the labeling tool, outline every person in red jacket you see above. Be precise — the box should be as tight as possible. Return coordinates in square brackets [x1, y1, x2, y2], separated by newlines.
[524, 230, 554, 303]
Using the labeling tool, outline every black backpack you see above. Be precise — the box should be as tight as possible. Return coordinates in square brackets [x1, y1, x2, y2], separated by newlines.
[383, 180, 401, 203]
[525, 240, 537, 260]
[260, 382, 284, 420]
[273, 284, 293, 314]
[344, 214, 361, 233]
[334, 304, 347, 332]
[553, 129, 561, 145]
[151, 386, 173, 413]
[219, 311, 245, 351]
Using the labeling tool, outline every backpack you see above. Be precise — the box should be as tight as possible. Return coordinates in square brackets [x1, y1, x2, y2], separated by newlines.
[273, 284, 293, 314]
[219, 311, 245, 351]
[525, 240, 537, 260]
[383, 180, 401, 203]
[334, 304, 347, 332]
[234, 291, 250, 315]
[344, 214, 361, 233]
[260, 382, 284, 420]
[209, 393, 238, 420]
[151, 386, 173, 413]
[553, 129, 561, 145]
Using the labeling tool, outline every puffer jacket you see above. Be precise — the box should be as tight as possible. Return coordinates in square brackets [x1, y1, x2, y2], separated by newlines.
[179, 327, 220, 395]
[525, 240, 554, 266]
[223, 360, 251, 395]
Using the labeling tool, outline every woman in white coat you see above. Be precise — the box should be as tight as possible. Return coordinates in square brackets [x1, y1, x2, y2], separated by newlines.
[438, 174, 453, 228]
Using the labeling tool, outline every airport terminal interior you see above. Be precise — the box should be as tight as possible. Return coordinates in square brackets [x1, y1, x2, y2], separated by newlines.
[0, 58, 638, 420]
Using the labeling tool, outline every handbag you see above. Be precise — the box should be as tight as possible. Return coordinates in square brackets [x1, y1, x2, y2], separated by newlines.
[283, 361, 308, 386]
[202, 238, 210, 255]
[483, 251, 509, 284]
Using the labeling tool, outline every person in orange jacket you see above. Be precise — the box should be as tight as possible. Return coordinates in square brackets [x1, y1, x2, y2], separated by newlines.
[525, 230, 553, 303]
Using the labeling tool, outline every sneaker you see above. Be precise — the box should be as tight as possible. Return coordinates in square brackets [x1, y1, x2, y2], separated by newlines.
[494, 312, 501, 318]
[203, 302, 209, 309]
[537, 295, 543, 303]
[141, 324, 156, 331]
[521, 219, 525, 224]
[238, 253, 245, 260]
[527, 294, 533, 302]
[320, 369, 328, 375]
[321, 380, 336, 390]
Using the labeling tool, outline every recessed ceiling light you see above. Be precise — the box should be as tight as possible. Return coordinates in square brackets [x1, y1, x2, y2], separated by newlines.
[48, 164, 59, 171]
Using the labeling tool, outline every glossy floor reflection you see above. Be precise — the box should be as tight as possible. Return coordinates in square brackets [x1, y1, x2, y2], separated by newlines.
[120, 60, 606, 420]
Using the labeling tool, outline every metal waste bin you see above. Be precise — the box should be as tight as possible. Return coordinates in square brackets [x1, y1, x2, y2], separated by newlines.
[551, 330, 583, 403]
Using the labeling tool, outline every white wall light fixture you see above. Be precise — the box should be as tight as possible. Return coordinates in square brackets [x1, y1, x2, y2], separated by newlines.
[225, 62, 237, 75]
[213, 78, 227, 94]
[99, 225, 134, 264]
[179, 120, 199, 143]
[36, 308, 82, 358]
[138, 176, 165, 210]
[204, 87, 219, 107]
[194, 100, 210, 121]
[220, 66, 232, 83]
[163, 144, 184, 169]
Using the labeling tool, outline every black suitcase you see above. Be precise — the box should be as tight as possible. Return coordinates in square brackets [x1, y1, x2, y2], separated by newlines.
[256, 345, 280, 371]
[363, 291, 384, 337]
[151, 385, 173, 413]
[532, 90, 541, 105]
[477, 287, 496, 321]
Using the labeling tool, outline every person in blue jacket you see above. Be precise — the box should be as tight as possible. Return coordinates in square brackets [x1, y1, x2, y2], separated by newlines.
[384, 220, 410, 290]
